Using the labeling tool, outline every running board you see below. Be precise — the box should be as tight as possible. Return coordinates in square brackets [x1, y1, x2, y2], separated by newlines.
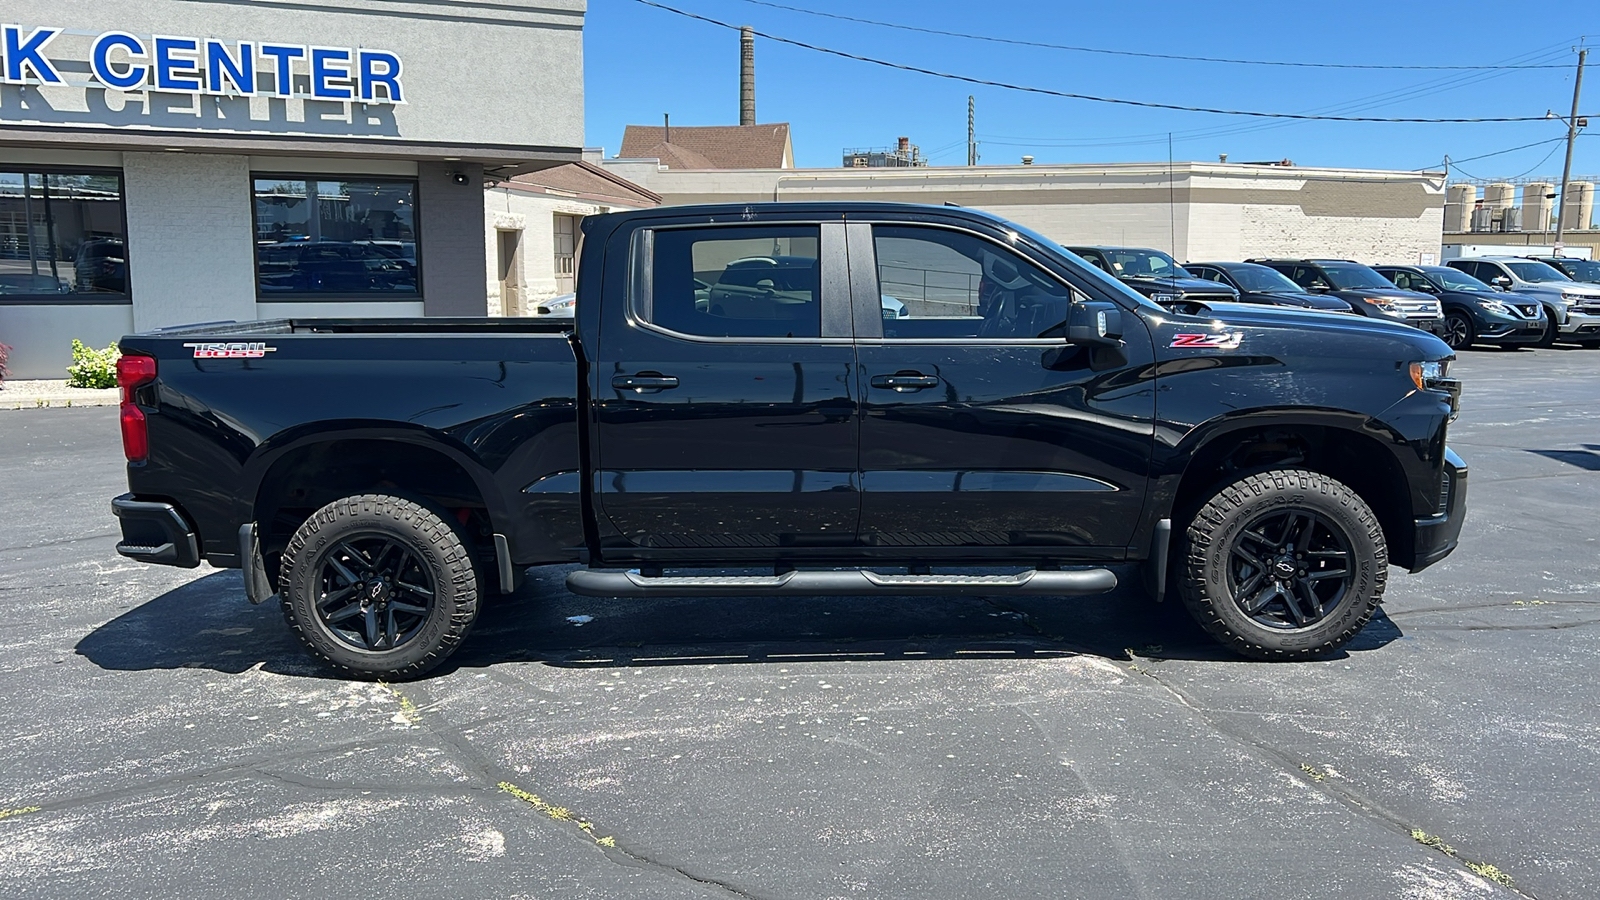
[566, 568, 1117, 598]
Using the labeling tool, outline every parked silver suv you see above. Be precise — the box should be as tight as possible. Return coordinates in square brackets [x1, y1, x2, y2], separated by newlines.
[1445, 256, 1600, 347]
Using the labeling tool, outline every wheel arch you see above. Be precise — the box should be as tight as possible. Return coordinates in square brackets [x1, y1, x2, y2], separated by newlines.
[1167, 414, 1417, 569]
[244, 424, 509, 586]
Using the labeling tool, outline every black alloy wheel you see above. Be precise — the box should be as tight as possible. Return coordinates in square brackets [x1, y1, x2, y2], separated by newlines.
[313, 535, 436, 652]
[1226, 509, 1353, 630]
[280, 494, 480, 679]
[1177, 469, 1386, 661]
[1441, 312, 1473, 350]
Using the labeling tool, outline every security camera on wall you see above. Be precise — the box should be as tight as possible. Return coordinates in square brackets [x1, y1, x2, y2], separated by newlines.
[450, 172, 470, 186]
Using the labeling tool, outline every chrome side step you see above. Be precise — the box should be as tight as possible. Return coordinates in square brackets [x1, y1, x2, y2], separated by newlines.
[566, 567, 1117, 598]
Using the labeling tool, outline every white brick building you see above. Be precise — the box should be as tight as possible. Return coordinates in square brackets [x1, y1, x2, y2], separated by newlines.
[600, 160, 1446, 266]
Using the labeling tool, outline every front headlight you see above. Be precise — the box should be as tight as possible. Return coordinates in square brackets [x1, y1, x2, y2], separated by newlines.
[1409, 359, 1449, 391]
[1367, 297, 1400, 312]
[1560, 292, 1585, 304]
[1477, 299, 1511, 315]
[540, 295, 577, 315]
[1149, 292, 1180, 303]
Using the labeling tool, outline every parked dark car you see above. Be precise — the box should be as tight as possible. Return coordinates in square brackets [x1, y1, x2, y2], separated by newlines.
[1446, 257, 1600, 347]
[257, 240, 418, 294]
[1065, 246, 1239, 306]
[1183, 261, 1354, 312]
[73, 238, 128, 294]
[1373, 265, 1545, 350]
[1248, 258, 1448, 338]
[1523, 256, 1600, 285]
[112, 202, 1465, 678]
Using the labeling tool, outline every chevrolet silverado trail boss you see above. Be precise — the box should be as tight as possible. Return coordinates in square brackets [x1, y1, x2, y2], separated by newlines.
[111, 203, 1467, 679]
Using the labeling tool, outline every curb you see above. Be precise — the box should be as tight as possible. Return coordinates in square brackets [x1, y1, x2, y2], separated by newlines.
[0, 381, 120, 410]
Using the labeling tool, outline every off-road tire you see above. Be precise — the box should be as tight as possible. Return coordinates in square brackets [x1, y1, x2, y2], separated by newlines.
[1178, 469, 1386, 661]
[280, 494, 479, 679]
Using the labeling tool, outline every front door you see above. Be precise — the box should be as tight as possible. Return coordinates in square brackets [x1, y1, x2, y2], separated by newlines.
[849, 220, 1155, 557]
[592, 217, 861, 559]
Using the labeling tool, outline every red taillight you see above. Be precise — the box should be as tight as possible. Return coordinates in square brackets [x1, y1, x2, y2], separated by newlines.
[117, 355, 157, 462]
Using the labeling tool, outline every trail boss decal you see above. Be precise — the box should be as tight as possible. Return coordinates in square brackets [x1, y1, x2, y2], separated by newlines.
[1170, 333, 1244, 350]
[184, 342, 277, 359]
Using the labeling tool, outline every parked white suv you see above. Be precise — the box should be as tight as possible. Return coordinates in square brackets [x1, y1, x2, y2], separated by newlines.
[1445, 257, 1600, 347]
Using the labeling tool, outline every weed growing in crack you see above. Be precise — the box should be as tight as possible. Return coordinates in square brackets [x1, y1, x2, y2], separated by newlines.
[499, 781, 615, 847]
[0, 806, 41, 821]
[376, 681, 422, 726]
[1299, 763, 1328, 782]
[1410, 828, 1514, 888]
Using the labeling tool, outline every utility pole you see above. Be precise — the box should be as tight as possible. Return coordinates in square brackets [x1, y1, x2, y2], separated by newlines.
[1554, 48, 1586, 254]
[967, 95, 977, 166]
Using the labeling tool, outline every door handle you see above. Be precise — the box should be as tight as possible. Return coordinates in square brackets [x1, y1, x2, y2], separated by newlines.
[612, 373, 680, 393]
[870, 372, 940, 392]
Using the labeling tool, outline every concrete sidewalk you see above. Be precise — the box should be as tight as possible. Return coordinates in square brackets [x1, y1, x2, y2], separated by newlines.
[0, 379, 119, 410]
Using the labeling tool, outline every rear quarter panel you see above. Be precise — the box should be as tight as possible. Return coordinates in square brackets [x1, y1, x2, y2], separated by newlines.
[120, 331, 581, 566]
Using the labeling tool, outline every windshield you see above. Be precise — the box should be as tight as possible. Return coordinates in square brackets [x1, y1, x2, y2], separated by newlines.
[1551, 259, 1600, 281]
[1428, 267, 1492, 292]
[1102, 248, 1186, 278]
[1506, 261, 1573, 283]
[1225, 264, 1306, 293]
[1322, 264, 1397, 290]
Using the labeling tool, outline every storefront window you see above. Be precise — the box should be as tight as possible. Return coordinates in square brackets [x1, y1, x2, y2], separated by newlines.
[0, 170, 129, 300]
[252, 176, 420, 298]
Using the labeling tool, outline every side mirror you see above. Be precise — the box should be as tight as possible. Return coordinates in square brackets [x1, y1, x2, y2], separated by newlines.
[1309, 284, 1330, 293]
[1490, 276, 1512, 289]
[1068, 300, 1123, 346]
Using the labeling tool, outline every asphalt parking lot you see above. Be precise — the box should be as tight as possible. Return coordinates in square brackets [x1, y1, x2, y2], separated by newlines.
[3, 346, 1598, 899]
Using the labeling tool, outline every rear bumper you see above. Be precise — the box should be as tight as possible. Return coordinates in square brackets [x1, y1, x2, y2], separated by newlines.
[112, 494, 201, 568]
[1409, 448, 1467, 574]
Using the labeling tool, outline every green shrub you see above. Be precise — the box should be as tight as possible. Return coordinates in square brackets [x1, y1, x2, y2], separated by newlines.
[67, 339, 120, 389]
[0, 341, 10, 386]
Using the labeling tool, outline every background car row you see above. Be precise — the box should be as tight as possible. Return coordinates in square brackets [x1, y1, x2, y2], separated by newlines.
[1076, 245, 1600, 351]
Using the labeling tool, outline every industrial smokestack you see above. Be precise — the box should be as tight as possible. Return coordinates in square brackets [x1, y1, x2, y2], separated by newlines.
[740, 26, 755, 127]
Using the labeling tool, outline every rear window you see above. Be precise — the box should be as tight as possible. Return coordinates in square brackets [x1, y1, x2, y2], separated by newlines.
[646, 226, 822, 339]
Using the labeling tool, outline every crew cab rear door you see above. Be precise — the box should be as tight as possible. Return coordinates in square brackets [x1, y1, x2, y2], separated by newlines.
[845, 216, 1155, 556]
[590, 212, 861, 558]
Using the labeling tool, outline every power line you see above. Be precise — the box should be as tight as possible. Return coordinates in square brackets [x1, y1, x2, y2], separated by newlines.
[1447, 137, 1575, 181]
[633, 0, 1592, 123]
[726, 0, 1575, 71]
[1431, 135, 1569, 170]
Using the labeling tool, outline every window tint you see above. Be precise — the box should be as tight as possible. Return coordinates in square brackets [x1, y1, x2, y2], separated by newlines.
[1505, 261, 1570, 283]
[1287, 266, 1328, 290]
[648, 226, 821, 339]
[0, 170, 128, 299]
[253, 177, 419, 297]
[874, 226, 1074, 339]
[1187, 266, 1219, 282]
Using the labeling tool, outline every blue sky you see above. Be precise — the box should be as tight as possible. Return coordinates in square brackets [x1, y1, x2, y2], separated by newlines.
[584, 0, 1594, 179]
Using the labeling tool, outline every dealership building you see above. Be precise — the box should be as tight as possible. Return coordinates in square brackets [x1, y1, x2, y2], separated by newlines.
[0, 0, 584, 378]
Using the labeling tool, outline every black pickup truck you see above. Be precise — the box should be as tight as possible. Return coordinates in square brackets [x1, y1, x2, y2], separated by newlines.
[112, 202, 1467, 678]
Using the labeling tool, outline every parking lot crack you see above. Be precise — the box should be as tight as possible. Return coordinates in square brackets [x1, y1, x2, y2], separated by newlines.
[1120, 650, 1533, 896]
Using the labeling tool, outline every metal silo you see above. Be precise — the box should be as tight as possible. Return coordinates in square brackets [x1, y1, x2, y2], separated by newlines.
[1561, 182, 1595, 231]
[1484, 183, 1516, 230]
[1444, 184, 1476, 232]
[1521, 182, 1555, 232]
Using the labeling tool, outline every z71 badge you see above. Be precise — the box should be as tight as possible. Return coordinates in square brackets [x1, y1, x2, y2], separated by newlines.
[183, 342, 277, 359]
[1170, 333, 1244, 350]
